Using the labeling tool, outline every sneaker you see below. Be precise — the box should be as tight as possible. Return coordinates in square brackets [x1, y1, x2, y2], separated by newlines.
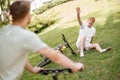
[100, 47, 112, 53]
[80, 52, 84, 57]
[105, 47, 112, 51]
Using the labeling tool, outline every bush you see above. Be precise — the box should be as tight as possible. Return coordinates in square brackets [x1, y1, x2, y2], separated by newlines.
[28, 12, 60, 33]
[0, 22, 8, 29]
[28, 0, 73, 33]
[34, 0, 73, 14]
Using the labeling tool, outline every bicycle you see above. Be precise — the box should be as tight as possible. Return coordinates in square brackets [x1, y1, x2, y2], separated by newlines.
[36, 34, 76, 67]
[33, 34, 82, 80]
[35, 34, 81, 80]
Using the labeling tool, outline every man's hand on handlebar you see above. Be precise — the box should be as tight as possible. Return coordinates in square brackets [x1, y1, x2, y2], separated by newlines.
[33, 67, 44, 74]
[72, 62, 84, 73]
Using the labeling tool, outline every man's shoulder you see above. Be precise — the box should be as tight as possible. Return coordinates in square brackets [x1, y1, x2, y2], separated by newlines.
[92, 26, 96, 30]
[23, 30, 39, 40]
[0, 24, 10, 30]
[82, 23, 86, 26]
[80, 23, 87, 29]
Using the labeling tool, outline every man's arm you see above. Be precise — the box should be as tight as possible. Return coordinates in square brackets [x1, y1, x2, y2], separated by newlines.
[38, 47, 84, 72]
[76, 7, 82, 26]
[25, 60, 43, 74]
[91, 29, 96, 43]
[90, 37, 94, 43]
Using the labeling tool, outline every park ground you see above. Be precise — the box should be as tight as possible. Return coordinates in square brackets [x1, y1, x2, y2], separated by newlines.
[21, 0, 120, 80]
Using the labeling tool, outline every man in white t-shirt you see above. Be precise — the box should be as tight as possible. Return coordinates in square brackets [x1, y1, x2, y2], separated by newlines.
[0, 1, 84, 80]
[76, 7, 111, 57]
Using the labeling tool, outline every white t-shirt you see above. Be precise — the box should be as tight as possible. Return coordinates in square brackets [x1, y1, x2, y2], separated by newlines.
[76, 23, 96, 48]
[0, 24, 47, 80]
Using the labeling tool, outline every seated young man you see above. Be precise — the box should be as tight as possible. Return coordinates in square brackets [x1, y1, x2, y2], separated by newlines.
[75, 7, 111, 57]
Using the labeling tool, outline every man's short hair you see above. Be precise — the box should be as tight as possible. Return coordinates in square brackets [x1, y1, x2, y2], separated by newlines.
[10, 1, 30, 22]
[88, 17, 95, 22]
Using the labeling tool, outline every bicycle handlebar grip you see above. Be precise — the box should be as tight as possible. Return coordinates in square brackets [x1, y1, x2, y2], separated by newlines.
[79, 67, 83, 72]
[39, 70, 49, 75]
[64, 68, 72, 73]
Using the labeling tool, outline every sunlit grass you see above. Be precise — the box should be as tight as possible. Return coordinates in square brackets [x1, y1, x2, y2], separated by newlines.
[21, 0, 120, 80]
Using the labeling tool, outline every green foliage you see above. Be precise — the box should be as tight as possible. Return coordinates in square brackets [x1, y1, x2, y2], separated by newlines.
[0, 23, 8, 29]
[34, 0, 72, 14]
[0, 0, 10, 23]
[28, 12, 60, 33]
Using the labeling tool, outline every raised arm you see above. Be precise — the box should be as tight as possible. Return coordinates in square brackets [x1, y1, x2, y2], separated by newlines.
[38, 47, 84, 73]
[76, 7, 82, 26]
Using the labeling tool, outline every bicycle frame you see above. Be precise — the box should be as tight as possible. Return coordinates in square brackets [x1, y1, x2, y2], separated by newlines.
[36, 34, 76, 67]
[61, 34, 76, 56]
[36, 34, 77, 80]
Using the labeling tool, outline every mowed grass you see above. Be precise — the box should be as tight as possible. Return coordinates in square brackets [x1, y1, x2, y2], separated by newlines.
[21, 0, 120, 80]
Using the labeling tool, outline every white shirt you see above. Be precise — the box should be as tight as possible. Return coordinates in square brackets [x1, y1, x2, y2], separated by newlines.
[76, 23, 96, 48]
[0, 24, 47, 80]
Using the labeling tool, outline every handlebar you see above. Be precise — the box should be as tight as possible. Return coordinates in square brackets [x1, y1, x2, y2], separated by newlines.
[40, 68, 72, 75]
[36, 57, 52, 67]
[39, 68, 72, 80]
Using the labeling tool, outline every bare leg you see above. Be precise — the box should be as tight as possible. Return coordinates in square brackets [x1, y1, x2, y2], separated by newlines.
[88, 43, 102, 52]
[79, 37, 86, 57]
[88, 43, 111, 53]
[80, 37, 86, 51]
[76, 37, 86, 51]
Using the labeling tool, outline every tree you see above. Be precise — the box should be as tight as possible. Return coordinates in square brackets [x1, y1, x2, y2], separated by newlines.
[0, 0, 10, 23]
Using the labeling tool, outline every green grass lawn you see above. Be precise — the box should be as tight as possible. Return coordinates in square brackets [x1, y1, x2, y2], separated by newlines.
[21, 0, 120, 80]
